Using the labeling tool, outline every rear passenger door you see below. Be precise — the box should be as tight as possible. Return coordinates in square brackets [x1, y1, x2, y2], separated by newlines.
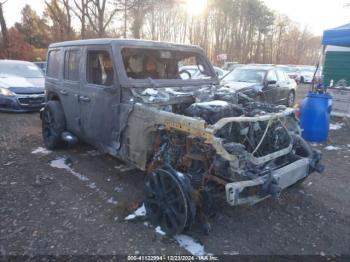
[61, 48, 82, 134]
[79, 46, 120, 153]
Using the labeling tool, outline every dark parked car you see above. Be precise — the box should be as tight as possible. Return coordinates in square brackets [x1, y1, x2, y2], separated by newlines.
[41, 39, 322, 235]
[220, 66, 297, 107]
[0, 60, 45, 112]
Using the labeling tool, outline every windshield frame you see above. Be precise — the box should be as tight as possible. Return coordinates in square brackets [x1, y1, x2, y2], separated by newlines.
[115, 44, 218, 88]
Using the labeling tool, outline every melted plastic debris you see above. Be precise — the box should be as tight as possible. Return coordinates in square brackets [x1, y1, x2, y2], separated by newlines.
[142, 88, 158, 96]
[32, 147, 51, 155]
[324, 145, 340, 151]
[174, 235, 207, 256]
[330, 122, 344, 130]
[124, 204, 146, 220]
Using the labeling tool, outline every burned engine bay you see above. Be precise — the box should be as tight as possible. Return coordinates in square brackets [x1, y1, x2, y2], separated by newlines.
[130, 84, 324, 235]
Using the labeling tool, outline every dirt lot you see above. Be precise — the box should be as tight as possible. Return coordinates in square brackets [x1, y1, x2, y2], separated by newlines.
[1, 85, 350, 256]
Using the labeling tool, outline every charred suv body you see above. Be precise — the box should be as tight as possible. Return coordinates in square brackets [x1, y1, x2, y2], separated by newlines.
[42, 39, 324, 235]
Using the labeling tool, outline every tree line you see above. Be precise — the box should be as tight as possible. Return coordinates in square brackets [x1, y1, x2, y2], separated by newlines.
[0, 0, 321, 65]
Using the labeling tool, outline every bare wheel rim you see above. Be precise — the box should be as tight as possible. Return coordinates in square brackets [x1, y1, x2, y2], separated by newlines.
[144, 169, 188, 235]
[43, 109, 55, 140]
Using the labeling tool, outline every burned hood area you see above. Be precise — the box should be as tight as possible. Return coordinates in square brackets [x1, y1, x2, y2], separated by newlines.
[126, 84, 324, 235]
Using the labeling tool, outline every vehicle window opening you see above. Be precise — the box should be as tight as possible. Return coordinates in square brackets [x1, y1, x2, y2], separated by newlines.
[64, 50, 80, 81]
[87, 50, 114, 86]
[121, 47, 212, 80]
[47, 50, 61, 78]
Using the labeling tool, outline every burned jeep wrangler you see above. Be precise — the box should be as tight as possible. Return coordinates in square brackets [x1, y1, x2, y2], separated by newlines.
[42, 39, 323, 236]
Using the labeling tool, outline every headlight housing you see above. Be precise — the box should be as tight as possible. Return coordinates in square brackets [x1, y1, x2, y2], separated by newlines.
[0, 87, 15, 97]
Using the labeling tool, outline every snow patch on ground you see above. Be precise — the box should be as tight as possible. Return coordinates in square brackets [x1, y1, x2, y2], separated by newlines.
[142, 88, 158, 96]
[86, 150, 102, 156]
[114, 186, 123, 192]
[311, 143, 322, 147]
[325, 145, 341, 151]
[88, 182, 97, 189]
[124, 204, 146, 220]
[32, 147, 51, 155]
[107, 197, 118, 205]
[196, 100, 229, 107]
[155, 226, 166, 235]
[165, 88, 187, 95]
[176, 171, 185, 179]
[174, 235, 207, 256]
[330, 122, 344, 130]
[50, 158, 89, 181]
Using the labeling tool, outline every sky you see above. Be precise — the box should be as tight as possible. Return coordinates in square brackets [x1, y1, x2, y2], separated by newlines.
[2, 0, 350, 36]
[263, 0, 349, 35]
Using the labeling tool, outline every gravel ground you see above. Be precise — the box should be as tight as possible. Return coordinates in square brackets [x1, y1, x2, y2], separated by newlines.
[1, 85, 350, 256]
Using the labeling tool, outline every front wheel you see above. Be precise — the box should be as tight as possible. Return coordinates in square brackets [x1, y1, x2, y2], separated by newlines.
[144, 166, 196, 236]
[42, 101, 66, 150]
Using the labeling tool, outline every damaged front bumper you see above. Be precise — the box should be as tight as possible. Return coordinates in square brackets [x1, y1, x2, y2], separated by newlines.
[225, 150, 323, 206]
[153, 104, 323, 207]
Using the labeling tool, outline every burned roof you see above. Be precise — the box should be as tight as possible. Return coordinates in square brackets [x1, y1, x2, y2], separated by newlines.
[49, 38, 202, 51]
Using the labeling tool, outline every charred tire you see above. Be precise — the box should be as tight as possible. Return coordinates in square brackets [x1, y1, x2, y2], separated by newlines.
[42, 101, 66, 150]
[144, 166, 196, 236]
[287, 90, 295, 107]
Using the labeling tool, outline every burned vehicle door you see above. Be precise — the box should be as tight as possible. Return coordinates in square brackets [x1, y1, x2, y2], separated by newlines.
[79, 46, 121, 153]
[61, 48, 82, 133]
[263, 70, 279, 103]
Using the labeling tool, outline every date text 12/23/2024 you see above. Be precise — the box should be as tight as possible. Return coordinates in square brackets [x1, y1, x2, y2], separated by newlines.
[127, 255, 219, 261]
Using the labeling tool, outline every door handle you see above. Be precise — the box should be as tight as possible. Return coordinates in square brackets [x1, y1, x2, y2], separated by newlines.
[79, 96, 91, 102]
[60, 90, 68, 95]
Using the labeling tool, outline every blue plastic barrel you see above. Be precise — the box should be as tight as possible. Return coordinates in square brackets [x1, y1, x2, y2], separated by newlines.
[300, 92, 332, 142]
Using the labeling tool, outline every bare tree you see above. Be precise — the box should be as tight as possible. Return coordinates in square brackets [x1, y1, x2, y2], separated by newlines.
[45, 0, 74, 41]
[71, 0, 91, 39]
[0, 0, 9, 53]
[86, 0, 119, 37]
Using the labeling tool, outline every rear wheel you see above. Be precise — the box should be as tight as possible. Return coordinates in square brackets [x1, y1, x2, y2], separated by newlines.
[42, 101, 66, 150]
[144, 166, 196, 236]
